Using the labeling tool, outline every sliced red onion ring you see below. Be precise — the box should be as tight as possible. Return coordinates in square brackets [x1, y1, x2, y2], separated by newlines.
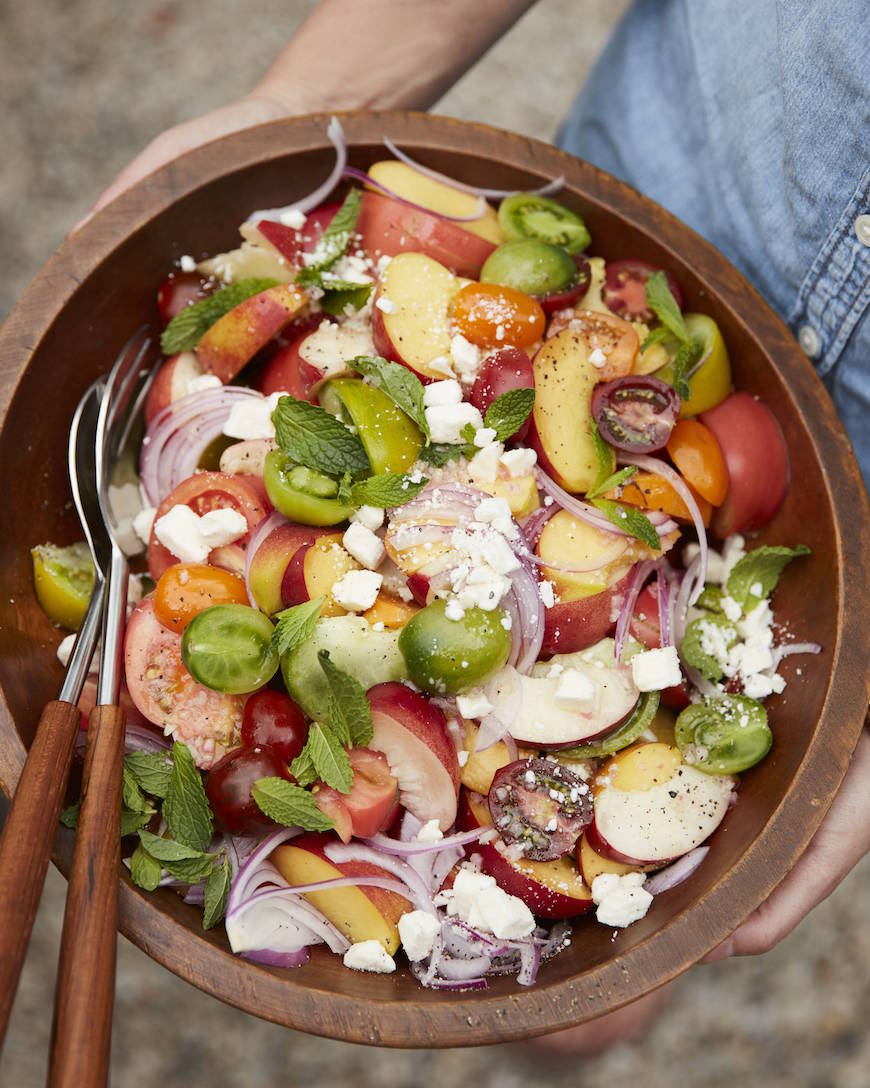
[383, 137, 565, 199]
[248, 115, 348, 222]
[364, 827, 485, 856]
[772, 641, 822, 667]
[673, 553, 702, 651]
[657, 572, 677, 649]
[614, 559, 660, 661]
[244, 510, 290, 606]
[228, 826, 302, 911]
[438, 955, 492, 981]
[510, 563, 545, 674]
[242, 947, 310, 969]
[535, 468, 678, 539]
[323, 841, 437, 913]
[343, 166, 488, 222]
[644, 846, 709, 895]
[521, 504, 558, 551]
[429, 846, 464, 894]
[503, 733, 519, 761]
[241, 873, 412, 901]
[477, 668, 522, 751]
[516, 941, 542, 986]
[618, 453, 707, 604]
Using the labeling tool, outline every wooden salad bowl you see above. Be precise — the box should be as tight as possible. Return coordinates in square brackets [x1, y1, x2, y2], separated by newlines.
[0, 112, 868, 1047]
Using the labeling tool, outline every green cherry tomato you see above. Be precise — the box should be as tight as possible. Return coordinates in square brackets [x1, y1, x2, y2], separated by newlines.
[675, 694, 772, 775]
[498, 194, 591, 254]
[182, 603, 279, 695]
[397, 599, 512, 695]
[263, 450, 355, 526]
[481, 239, 578, 297]
[31, 542, 96, 630]
[319, 378, 423, 474]
[656, 314, 732, 417]
[557, 691, 660, 760]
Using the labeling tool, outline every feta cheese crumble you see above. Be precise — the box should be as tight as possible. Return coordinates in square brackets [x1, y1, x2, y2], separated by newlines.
[456, 689, 494, 719]
[351, 505, 384, 532]
[398, 911, 441, 962]
[343, 940, 396, 973]
[439, 866, 535, 940]
[554, 668, 598, 711]
[153, 504, 246, 564]
[279, 208, 307, 230]
[342, 522, 385, 570]
[330, 569, 382, 612]
[591, 873, 653, 928]
[499, 447, 537, 478]
[630, 646, 682, 692]
[422, 379, 463, 407]
[415, 819, 444, 843]
[450, 333, 481, 381]
[424, 402, 483, 444]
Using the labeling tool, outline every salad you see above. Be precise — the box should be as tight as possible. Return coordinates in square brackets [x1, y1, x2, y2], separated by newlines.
[37, 120, 821, 989]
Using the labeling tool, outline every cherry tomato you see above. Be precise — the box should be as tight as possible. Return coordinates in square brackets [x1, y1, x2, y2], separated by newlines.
[241, 690, 309, 762]
[124, 599, 243, 769]
[316, 748, 399, 840]
[545, 308, 638, 380]
[602, 259, 683, 321]
[469, 348, 535, 440]
[153, 563, 249, 633]
[592, 375, 681, 452]
[488, 757, 592, 861]
[205, 744, 292, 834]
[256, 319, 325, 403]
[666, 419, 729, 506]
[453, 282, 545, 349]
[610, 469, 712, 526]
[156, 271, 213, 326]
[538, 255, 592, 314]
[147, 471, 269, 581]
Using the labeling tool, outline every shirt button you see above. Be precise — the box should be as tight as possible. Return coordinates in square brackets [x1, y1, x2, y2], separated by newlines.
[855, 214, 870, 246]
[798, 324, 821, 358]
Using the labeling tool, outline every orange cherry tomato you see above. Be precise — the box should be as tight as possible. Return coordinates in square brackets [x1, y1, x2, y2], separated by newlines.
[154, 563, 250, 633]
[607, 470, 712, 526]
[453, 282, 545, 348]
[665, 419, 729, 506]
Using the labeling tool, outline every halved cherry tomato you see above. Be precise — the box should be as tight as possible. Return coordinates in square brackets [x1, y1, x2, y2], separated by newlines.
[147, 472, 268, 581]
[488, 757, 592, 861]
[469, 347, 535, 439]
[538, 256, 592, 314]
[241, 689, 309, 762]
[156, 270, 213, 326]
[591, 375, 681, 452]
[205, 744, 293, 834]
[453, 282, 545, 349]
[315, 748, 399, 842]
[608, 470, 712, 526]
[602, 259, 683, 321]
[124, 598, 243, 769]
[153, 563, 249, 633]
[666, 419, 729, 506]
[545, 308, 638, 379]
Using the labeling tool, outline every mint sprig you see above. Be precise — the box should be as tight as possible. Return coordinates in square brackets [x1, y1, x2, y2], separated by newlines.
[306, 722, 353, 794]
[726, 545, 811, 609]
[587, 465, 637, 500]
[644, 272, 693, 399]
[252, 777, 336, 830]
[137, 828, 214, 883]
[124, 751, 173, 799]
[272, 395, 370, 478]
[680, 616, 738, 683]
[348, 355, 429, 438]
[160, 277, 279, 354]
[162, 741, 213, 853]
[590, 498, 661, 550]
[271, 596, 326, 657]
[296, 188, 362, 285]
[484, 388, 535, 442]
[130, 843, 162, 891]
[203, 856, 232, 929]
[351, 472, 428, 509]
[417, 443, 467, 467]
[318, 650, 373, 748]
[589, 421, 616, 493]
[320, 283, 372, 316]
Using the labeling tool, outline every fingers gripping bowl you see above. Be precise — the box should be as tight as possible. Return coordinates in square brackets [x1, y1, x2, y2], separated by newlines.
[0, 113, 868, 1046]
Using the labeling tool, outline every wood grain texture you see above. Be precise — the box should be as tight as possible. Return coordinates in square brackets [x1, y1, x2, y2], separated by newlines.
[0, 699, 80, 1048]
[48, 704, 125, 1088]
[0, 112, 868, 1047]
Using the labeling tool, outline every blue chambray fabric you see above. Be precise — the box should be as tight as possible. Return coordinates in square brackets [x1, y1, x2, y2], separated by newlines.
[557, 0, 870, 482]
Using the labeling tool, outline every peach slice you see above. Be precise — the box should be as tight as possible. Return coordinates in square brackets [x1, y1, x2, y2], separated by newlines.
[528, 329, 602, 493]
[280, 533, 360, 616]
[196, 285, 308, 383]
[459, 721, 534, 796]
[247, 522, 326, 616]
[577, 830, 643, 886]
[370, 253, 465, 380]
[272, 833, 411, 954]
[362, 593, 420, 630]
[144, 351, 204, 426]
[538, 510, 630, 600]
[459, 792, 593, 919]
[368, 682, 460, 831]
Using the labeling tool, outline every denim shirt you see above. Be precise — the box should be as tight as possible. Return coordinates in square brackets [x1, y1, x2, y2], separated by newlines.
[558, 0, 870, 482]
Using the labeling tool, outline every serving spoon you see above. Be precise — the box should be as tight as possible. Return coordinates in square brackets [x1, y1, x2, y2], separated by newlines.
[0, 379, 108, 1051]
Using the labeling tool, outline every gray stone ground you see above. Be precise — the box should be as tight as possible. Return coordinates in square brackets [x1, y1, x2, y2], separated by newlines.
[1, 1, 868, 1085]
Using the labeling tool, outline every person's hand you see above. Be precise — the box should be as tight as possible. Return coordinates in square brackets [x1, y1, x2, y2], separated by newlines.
[72, 94, 294, 232]
[703, 723, 870, 962]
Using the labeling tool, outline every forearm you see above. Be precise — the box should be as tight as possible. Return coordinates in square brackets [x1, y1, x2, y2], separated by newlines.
[254, 0, 537, 113]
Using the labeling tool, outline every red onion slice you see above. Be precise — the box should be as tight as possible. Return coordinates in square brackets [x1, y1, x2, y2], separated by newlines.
[383, 137, 565, 199]
[673, 553, 702, 651]
[343, 166, 489, 222]
[618, 453, 707, 603]
[248, 115, 348, 222]
[364, 827, 486, 856]
[228, 827, 302, 910]
[516, 941, 542, 987]
[520, 504, 557, 551]
[644, 846, 709, 895]
[242, 947, 310, 969]
[323, 841, 437, 913]
[772, 641, 822, 667]
[614, 559, 660, 661]
[509, 563, 545, 674]
[536, 468, 678, 539]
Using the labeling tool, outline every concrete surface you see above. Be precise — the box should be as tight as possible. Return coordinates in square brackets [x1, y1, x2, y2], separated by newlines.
[1, 1, 868, 1085]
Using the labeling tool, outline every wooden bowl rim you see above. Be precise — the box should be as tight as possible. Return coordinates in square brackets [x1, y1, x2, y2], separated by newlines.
[0, 110, 868, 1046]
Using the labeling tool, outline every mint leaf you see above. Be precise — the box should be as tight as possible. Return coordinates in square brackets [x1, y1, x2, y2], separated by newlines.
[639, 325, 672, 353]
[288, 747, 318, 787]
[203, 856, 231, 929]
[297, 188, 362, 276]
[591, 498, 661, 550]
[272, 395, 370, 477]
[318, 650, 373, 748]
[417, 442, 466, 467]
[695, 584, 725, 614]
[271, 596, 326, 658]
[590, 422, 616, 494]
[60, 803, 79, 829]
[130, 844, 162, 892]
[680, 616, 737, 683]
[121, 808, 155, 837]
[137, 829, 207, 863]
[307, 721, 353, 794]
[163, 741, 213, 853]
[122, 766, 152, 814]
[124, 751, 173, 799]
[645, 271, 689, 344]
[351, 472, 428, 509]
[484, 387, 535, 442]
[337, 470, 354, 505]
[460, 422, 478, 445]
[349, 356, 429, 437]
[671, 339, 697, 401]
[587, 464, 637, 500]
[726, 545, 811, 608]
[160, 277, 279, 354]
[252, 777, 335, 830]
[320, 283, 372, 316]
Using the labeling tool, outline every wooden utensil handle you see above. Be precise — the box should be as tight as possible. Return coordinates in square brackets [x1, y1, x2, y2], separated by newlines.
[0, 699, 82, 1049]
[48, 703, 125, 1088]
